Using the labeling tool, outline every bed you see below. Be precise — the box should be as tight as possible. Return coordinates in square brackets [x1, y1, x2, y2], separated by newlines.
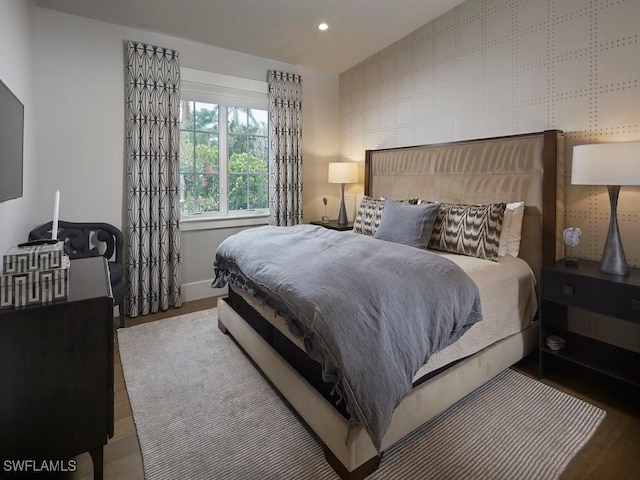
[214, 130, 565, 479]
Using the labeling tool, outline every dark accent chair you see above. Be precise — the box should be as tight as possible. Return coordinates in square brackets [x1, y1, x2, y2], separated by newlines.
[29, 221, 126, 328]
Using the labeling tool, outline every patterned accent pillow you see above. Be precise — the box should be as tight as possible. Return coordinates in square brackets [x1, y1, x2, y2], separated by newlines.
[428, 203, 506, 260]
[353, 196, 385, 235]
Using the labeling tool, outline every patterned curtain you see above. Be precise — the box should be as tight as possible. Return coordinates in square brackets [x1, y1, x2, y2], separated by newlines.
[124, 41, 182, 318]
[267, 71, 303, 226]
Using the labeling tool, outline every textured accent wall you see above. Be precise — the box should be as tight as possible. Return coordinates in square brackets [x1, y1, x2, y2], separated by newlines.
[340, 0, 640, 350]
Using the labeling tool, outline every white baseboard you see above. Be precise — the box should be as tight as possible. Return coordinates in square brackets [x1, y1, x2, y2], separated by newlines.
[115, 280, 225, 320]
[182, 279, 227, 303]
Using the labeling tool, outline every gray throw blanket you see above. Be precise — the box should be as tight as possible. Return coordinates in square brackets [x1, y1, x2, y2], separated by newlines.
[213, 224, 482, 451]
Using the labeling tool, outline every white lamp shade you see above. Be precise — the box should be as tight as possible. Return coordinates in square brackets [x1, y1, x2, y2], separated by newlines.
[572, 142, 640, 185]
[328, 162, 358, 184]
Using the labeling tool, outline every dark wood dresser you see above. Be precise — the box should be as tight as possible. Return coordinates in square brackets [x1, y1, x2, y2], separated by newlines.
[0, 257, 114, 479]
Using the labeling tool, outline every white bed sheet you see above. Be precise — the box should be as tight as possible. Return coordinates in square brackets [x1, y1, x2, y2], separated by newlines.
[414, 252, 537, 379]
[230, 251, 537, 383]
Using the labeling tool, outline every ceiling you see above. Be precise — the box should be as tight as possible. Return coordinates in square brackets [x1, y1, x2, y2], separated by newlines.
[35, 0, 466, 74]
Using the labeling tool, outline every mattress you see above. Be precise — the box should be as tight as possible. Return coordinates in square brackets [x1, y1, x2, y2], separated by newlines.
[230, 251, 537, 384]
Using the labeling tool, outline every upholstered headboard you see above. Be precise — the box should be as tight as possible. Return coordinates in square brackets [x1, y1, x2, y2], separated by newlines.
[365, 130, 565, 281]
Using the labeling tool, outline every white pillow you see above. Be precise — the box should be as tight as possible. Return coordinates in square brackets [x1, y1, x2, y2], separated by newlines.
[498, 201, 525, 257]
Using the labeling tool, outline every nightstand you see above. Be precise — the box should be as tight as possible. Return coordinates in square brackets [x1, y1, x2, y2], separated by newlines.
[539, 259, 640, 387]
[310, 220, 354, 231]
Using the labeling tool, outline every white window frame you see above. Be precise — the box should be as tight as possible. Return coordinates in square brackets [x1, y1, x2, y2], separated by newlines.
[179, 68, 270, 231]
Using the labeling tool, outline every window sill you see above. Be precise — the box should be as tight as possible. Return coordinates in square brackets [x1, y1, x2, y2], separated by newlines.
[181, 213, 269, 232]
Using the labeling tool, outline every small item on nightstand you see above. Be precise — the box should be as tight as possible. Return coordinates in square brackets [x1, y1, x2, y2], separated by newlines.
[562, 227, 582, 267]
[563, 227, 581, 247]
[564, 257, 579, 267]
[546, 335, 566, 351]
[563, 228, 581, 267]
[322, 197, 329, 223]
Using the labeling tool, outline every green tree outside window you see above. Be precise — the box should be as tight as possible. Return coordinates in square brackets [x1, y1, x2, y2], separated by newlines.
[179, 101, 268, 216]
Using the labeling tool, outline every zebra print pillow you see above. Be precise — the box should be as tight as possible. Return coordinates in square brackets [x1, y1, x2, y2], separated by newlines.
[353, 196, 385, 235]
[428, 203, 506, 260]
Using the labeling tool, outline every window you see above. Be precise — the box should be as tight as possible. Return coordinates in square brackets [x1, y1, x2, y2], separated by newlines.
[179, 69, 269, 220]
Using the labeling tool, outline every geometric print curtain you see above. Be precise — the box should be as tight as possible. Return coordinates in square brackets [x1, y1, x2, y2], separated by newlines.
[267, 70, 303, 226]
[124, 41, 182, 318]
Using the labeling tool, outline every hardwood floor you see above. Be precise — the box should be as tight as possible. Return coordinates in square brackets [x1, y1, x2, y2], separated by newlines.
[66, 299, 638, 479]
[513, 356, 640, 480]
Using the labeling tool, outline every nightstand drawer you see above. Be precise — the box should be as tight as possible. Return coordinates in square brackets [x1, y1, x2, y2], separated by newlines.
[542, 270, 640, 322]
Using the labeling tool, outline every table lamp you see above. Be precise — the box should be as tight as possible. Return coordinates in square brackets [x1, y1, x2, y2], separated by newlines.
[328, 162, 358, 226]
[571, 141, 640, 275]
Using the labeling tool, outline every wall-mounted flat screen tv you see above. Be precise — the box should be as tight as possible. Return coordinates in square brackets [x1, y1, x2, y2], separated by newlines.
[0, 78, 24, 202]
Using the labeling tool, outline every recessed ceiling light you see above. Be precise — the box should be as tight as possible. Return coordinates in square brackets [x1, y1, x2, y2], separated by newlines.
[318, 23, 329, 31]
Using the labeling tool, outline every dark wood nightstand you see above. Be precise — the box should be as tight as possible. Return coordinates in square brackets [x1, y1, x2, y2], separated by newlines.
[310, 220, 354, 231]
[539, 259, 640, 387]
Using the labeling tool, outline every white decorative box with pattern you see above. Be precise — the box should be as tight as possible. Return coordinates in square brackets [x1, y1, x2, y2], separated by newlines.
[2, 241, 64, 274]
[0, 256, 70, 308]
[0, 252, 70, 309]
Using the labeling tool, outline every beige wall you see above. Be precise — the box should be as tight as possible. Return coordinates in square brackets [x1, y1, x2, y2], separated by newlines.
[340, 0, 639, 266]
[339, 0, 640, 351]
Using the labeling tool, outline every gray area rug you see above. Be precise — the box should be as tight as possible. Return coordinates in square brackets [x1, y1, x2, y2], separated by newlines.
[118, 309, 605, 480]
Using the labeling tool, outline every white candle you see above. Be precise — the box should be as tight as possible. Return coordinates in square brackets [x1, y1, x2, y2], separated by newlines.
[52, 190, 60, 240]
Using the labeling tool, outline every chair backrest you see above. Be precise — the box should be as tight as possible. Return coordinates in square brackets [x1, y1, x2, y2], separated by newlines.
[29, 221, 123, 264]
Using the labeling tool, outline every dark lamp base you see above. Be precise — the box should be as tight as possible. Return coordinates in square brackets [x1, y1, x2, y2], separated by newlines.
[600, 185, 629, 276]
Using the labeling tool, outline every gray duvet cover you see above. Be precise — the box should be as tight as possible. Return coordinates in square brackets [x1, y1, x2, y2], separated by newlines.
[213, 224, 482, 451]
